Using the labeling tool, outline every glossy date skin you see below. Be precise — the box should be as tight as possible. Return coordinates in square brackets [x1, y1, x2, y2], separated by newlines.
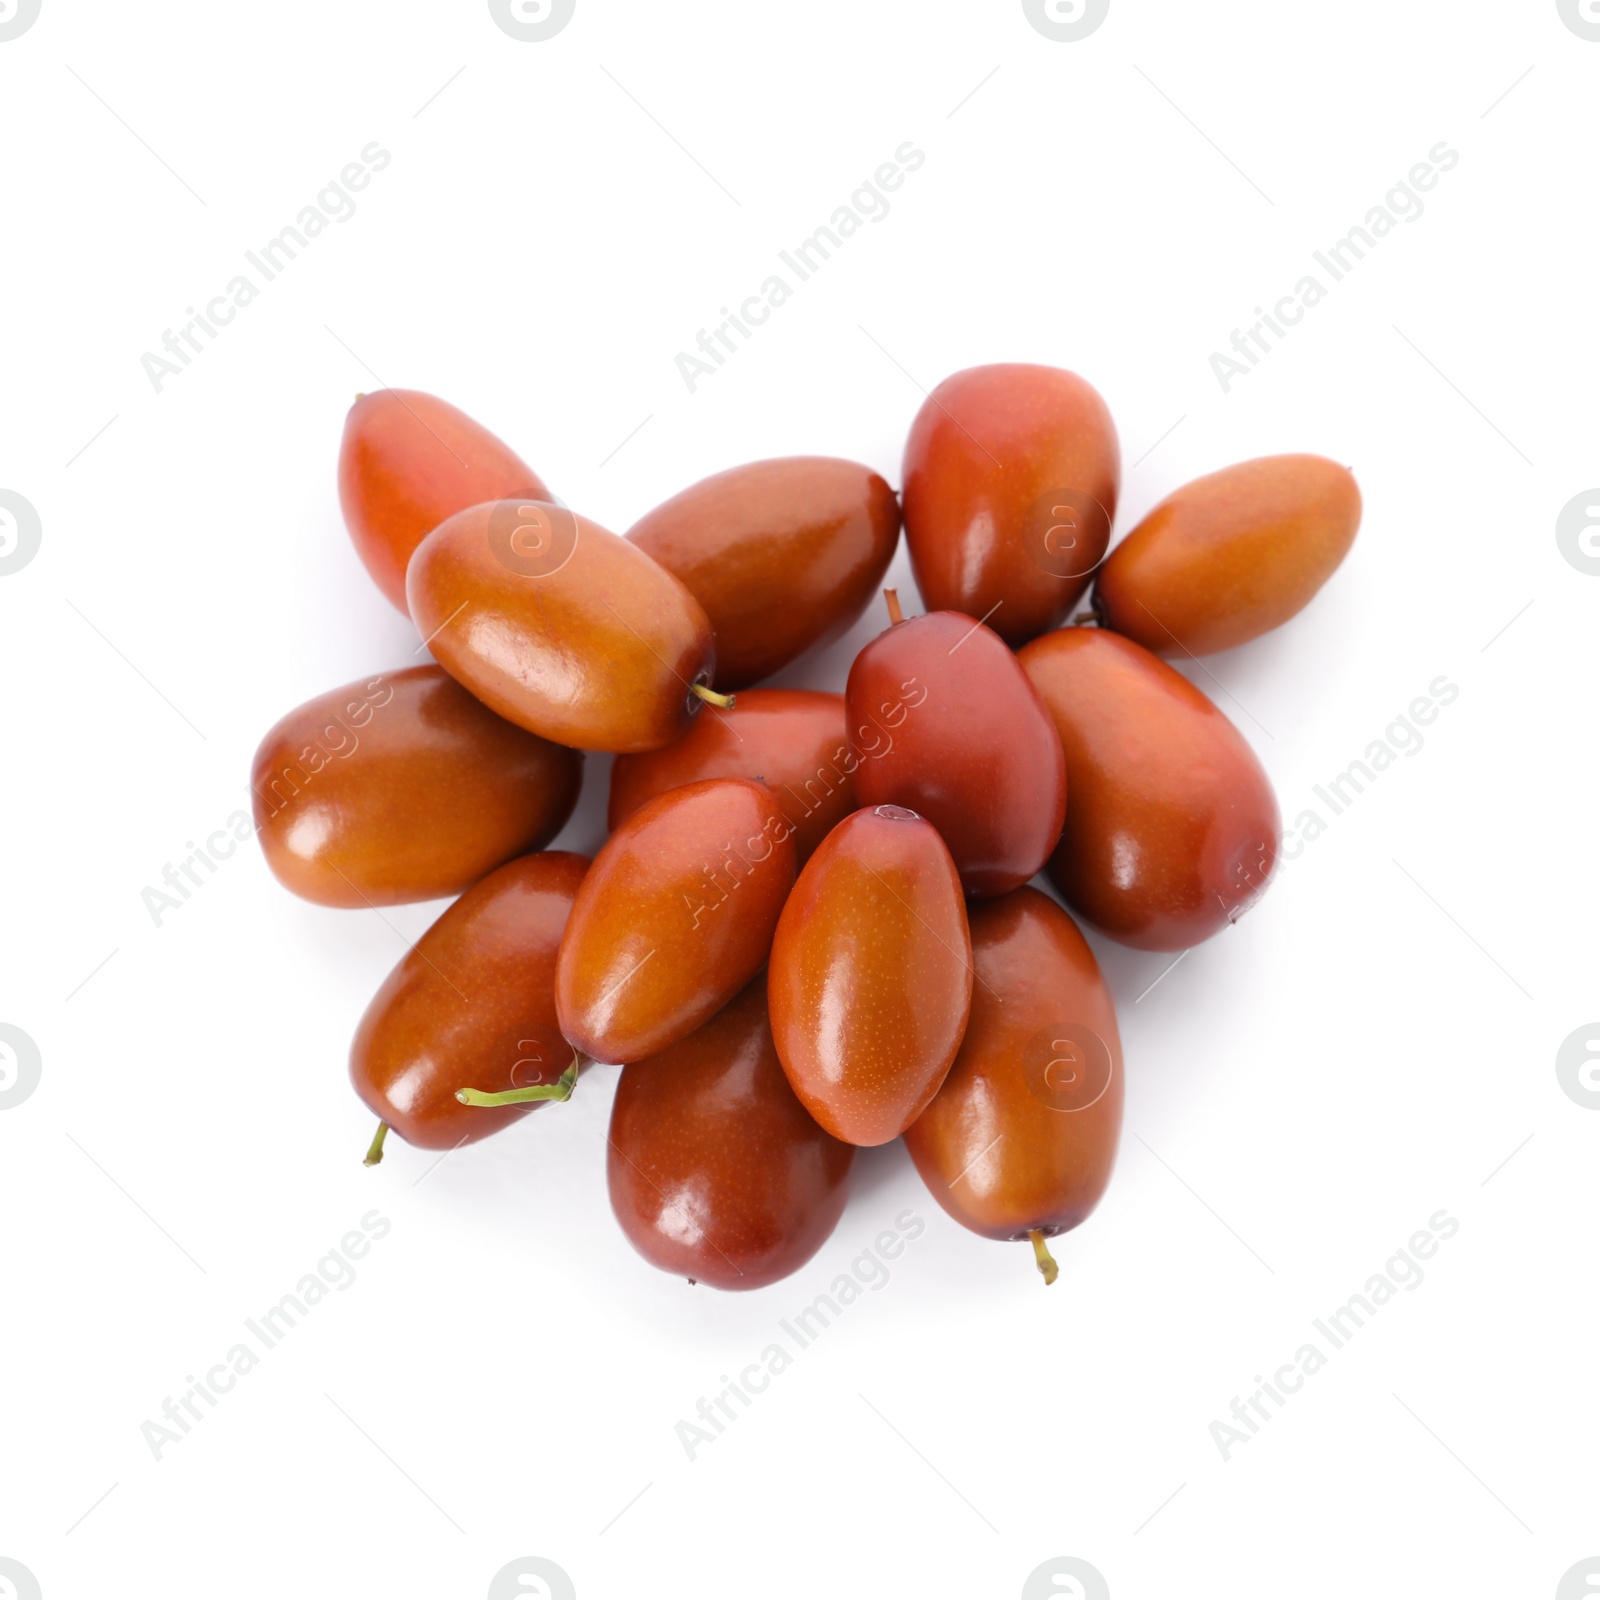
[609, 689, 855, 866]
[608, 979, 855, 1290]
[1018, 629, 1280, 951]
[1094, 454, 1361, 656]
[251, 665, 582, 907]
[628, 457, 901, 690]
[556, 779, 797, 1064]
[904, 887, 1122, 1246]
[350, 852, 589, 1151]
[902, 364, 1120, 647]
[768, 805, 972, 1147]
[846, 608, 1066, 897]
[338, 389, 550, 614]
[407, 500, 716, 753]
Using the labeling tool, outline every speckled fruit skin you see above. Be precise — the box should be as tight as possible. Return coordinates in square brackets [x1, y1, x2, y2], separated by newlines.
[407, 500, 716, 753]
[556, 779, 798, 1064]
[350, 852, 589, 1151]
[628, 456, 902, 690]
[609, 689, 855, 866]
[608, 980, 855, 1290]
[250, 665, 582, 907]
[338, 389, 549, 613]
[904, 887, 1122, 1244]
[768, 805, 972, 1146]
[1094, 454, 1361, 656]
[1018, 628, 1280, 951]
[846, 609, 1067, 897]
[902, 364, 1120, 647]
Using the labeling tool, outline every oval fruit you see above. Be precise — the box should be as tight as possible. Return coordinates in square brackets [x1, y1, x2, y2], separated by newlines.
[902, 364, 1120, 647]
[608, 980, 855, 1290]
[609, 689, 854, 865]
[768, 804, 972, 1146]
[628, 457, 901, 689]
[904, 887, 1122, 1282]
[846, 604, 1066, 897]
[407, 499, 716, 753]
[556, 779, 797, 1063]
[350, 852, 589, 1153]
[1094, 454, 1361, 656]
[250, 665, 582, 907]
[1018, 629, 1279, 950]
[338, 389, 550, 613]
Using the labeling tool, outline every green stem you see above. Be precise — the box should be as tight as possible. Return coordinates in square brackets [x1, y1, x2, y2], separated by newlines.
[1029, 1228, 1059, 1287]
[456, 1060, 580, 1109]
[363, 1120, 389, 1167]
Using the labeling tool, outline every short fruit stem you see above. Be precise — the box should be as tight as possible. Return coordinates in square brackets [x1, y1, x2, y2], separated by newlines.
[363, 1120, 389, 1167]
[884, 587, 904, 625]
[1029, 1228, 1059, 1287]
[692, 683, 736, 710]
[456, 1059, 581, 1109]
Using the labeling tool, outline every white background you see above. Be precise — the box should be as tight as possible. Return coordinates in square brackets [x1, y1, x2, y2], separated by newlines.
[2, 2, 1595, 1597]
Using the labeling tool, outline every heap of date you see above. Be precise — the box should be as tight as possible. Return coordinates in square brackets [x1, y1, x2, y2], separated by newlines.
[252, 366, 1359, 1288]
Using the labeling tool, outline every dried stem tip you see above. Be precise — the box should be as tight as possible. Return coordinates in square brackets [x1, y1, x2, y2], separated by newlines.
[1029, 1228, 1059, 1287]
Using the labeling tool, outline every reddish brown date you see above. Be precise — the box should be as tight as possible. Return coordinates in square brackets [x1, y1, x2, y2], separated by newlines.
[905, 887, 1122, 1282]
[251, 665, 582, 907]
[556, 779, 798, 1063]
[629, 456, 901, 690]
[846, 606, 1066, 897]
[608, 980, 855, 1290]
[768, 805, 972, 1146]
[902, 364, 1120, 647]
[1018, 629, 1279, 951]
[1094, 454, 1361, 656]
[350, 852, 589, 1151]
[338, 389, 550, 613]
[407, 500, 716, 753]
[609, 689, 855, 866]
